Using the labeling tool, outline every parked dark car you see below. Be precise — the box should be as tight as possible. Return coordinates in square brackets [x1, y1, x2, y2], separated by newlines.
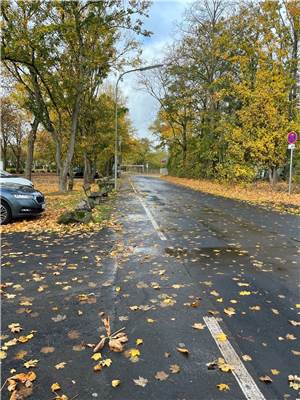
[0, 183, 45, 224]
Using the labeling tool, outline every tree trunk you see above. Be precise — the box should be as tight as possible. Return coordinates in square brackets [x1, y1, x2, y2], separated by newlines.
[268, 167, 278, 186]
[1, 147, 7, 170]
[59, 94, 81, 192]
[83, 152, 93, 185]
[25, 117, 39, 180]
[67, 165, 74, 191]
[15, 150, 21, 173]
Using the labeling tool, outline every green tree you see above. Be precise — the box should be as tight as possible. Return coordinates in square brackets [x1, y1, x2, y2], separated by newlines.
[2, 0, 151, 191]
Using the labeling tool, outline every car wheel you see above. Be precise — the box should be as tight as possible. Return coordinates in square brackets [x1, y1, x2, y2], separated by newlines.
[0, 200, 11, 224]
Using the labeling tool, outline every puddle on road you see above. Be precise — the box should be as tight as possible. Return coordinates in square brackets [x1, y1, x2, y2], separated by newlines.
[124, 213, 148, 222]
[132, 246, 161, 256]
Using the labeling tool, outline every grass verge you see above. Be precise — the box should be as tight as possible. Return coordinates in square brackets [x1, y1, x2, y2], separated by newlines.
[1, 174, 116, 234]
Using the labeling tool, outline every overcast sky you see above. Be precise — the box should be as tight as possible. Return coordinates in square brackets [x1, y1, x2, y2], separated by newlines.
[118, 0, 192, 141]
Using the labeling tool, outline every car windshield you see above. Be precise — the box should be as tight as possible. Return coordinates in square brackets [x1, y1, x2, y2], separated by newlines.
[0, 171, 13, 177]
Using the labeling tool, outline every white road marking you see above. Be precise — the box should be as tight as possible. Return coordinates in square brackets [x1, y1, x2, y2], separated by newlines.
[203, 316, 266, 400]
[130, 180, 167, 241]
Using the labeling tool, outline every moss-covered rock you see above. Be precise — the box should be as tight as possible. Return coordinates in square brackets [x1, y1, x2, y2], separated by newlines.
[57, 210, 93, 225]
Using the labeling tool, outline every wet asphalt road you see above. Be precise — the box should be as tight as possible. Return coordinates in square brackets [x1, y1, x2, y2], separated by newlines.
[1, 175, 300, 400]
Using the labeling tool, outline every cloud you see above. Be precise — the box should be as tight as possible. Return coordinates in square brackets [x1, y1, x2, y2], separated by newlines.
[108, 1, 192, 140]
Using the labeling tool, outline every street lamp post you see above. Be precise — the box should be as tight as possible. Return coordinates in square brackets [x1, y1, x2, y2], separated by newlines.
[114, 64, 163, 190]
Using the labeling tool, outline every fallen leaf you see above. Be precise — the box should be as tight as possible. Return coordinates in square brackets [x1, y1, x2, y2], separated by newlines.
[24, 359, 39, 368]
[176, 347, 189, 356]
[192, 323, 206, 330]
[111, 379, 121, 387]
[72, 344, 85, 351]
[130, 348, 140, 358]
[0, 350, 7, 360]
[136, 338, 143, 346]
[169, 364, 180, 373]
[51, 382, 61, 392]
[288, 375, 300, 391]
[55, 362, 66, 370]
[216, 333, 227, 342]
[289, 320, 300, 327]
[242, 355, 252, 361]
[18, 334, 34, 343]
[259, 375, 272, 384]
[249, 306, 261, 311]
[91, 353, 102, 361]
[239, 291, 251, 296]
[147, 318, 155, 323]
[271, 309, 279, 315]
[286, 333, 297, 340]
[102, 358, 112, 367]
[67, 330, 80, 339]
[8, 323, 22, 333]
[155, 371, 169, 381]
[40, 347, 55, 354]
[133, 376, 148, 387]
[108, 332, 128, 352]
[93, 364, 103, 372]
[271, 369, 280, 375]
[224, 307, 236, 317]
[51, 314, 66, 323]
[217, 383, 230, 391]
[291, 350, 300, 356]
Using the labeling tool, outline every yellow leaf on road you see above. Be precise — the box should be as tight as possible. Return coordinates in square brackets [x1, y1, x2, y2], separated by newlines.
[55, 362, 66, 370]
[192, 323, 206, 330]
[239, 291, 251, 296]
[51, 382, 61, 392]
[216, 333, 227, 342]
[24, 359, 39, 368]
[155, 371, 169, 381]
[91, 352, 102, 361]
[224, 307, 236, 316]
[217, 383, 230, 391]
[136, 338, 143, 345]
[242, 354, 252, 361]
[8, 323, 22, 333]
[130, 348, 140, 358]
[111, 379, 121, 387]
[271, 369, 280, 375]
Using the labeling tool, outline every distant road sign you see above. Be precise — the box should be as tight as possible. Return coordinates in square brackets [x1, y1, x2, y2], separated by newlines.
[288, 144, 295, 150]
[287, 131, 297, 144]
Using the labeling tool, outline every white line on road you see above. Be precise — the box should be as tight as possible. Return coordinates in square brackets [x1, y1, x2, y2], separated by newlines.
[130, 180, 167, 241]
[203, 316, 266, 400]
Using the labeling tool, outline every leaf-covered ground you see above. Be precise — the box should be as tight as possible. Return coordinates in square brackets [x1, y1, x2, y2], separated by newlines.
[1, 176, 299, 399]
[0, 174, 114, 234]
[162, 176, 300, 215]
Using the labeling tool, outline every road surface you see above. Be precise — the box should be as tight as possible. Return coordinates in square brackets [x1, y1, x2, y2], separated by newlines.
[1, 175, 299, 400]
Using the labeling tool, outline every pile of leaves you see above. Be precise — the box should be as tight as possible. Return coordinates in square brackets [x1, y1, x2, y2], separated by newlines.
[94, 313, 128, 354]
[6, 371, 36, 399]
